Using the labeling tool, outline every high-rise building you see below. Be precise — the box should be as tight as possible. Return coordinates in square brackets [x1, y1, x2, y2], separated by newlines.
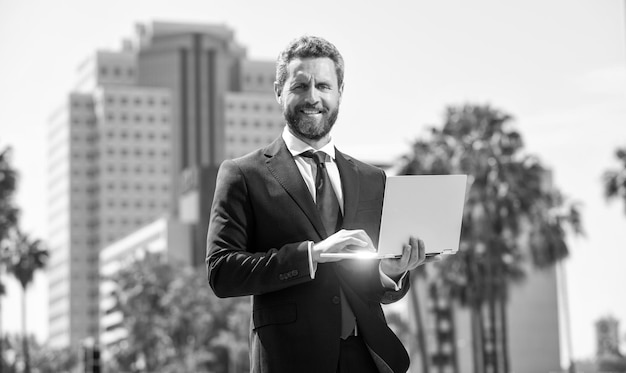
[47, 21, 284, 349]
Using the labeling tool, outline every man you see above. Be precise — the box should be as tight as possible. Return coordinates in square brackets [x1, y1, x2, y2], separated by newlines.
[206, 36, 438, 373]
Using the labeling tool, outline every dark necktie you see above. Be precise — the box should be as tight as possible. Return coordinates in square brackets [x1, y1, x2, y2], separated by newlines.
[300, 151, 355, 339]
[300, 151, 343, 236]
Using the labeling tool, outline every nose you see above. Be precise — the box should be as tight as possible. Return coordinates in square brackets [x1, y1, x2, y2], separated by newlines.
[304, 85, 319, 105]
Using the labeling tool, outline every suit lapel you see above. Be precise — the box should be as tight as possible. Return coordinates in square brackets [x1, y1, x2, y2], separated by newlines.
[264, 138, 327, 240]
[335, 150, 359, 229]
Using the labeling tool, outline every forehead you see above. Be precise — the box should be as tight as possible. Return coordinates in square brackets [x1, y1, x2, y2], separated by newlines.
[285, 57, 338, 83]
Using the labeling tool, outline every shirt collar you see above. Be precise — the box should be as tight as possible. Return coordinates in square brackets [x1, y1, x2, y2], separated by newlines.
[282, 126, 336, 160]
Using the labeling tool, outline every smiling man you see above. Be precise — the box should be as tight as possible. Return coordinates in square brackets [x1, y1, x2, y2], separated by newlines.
[206, 36, 438, 373]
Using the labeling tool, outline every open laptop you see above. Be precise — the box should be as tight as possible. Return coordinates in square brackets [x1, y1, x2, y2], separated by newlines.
[321, 174, 468, 259]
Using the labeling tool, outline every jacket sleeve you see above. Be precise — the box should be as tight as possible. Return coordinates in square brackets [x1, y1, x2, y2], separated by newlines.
[206, 159, 313, 298]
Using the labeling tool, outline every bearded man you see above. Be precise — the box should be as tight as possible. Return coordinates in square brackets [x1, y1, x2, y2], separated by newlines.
[206, 35, 438, 373]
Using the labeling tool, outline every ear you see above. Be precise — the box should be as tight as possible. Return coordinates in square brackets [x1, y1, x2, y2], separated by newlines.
[338, 83, 344, 104]
[274, 82, 282, 104]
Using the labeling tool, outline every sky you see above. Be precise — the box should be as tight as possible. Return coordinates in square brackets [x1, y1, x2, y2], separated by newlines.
[0, 0, 625, 363]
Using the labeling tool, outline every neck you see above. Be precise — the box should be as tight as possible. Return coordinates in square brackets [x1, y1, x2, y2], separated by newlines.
[289, 128, 331, 150]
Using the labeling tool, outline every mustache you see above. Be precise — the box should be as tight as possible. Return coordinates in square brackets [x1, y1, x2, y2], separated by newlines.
[296, 104, 326, 112]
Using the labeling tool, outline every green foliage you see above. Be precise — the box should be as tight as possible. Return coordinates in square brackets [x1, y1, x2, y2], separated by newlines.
[106, 253, 250, 373]
[603, 146, 626, 214]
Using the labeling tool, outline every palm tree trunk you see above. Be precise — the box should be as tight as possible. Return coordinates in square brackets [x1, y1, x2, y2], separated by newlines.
[470, 304, 484, 373]
[488, 296, 499, 373]
[410, 277, 430, 373]
[21, 288, 30, 373]
[0, 296, 3, 373]
[498, 297, 509, 373]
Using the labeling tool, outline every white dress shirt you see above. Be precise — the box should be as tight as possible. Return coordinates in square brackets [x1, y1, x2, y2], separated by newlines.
[281, 127, 404, 290]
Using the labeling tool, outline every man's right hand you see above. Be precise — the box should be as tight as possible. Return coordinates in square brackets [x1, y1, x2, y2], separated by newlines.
[312, 229, 376, 263]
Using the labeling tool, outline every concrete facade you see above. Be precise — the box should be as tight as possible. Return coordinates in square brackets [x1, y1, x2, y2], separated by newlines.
[47, 21, 283, 349]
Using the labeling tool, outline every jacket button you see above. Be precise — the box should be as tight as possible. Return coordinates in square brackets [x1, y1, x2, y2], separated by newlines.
[332, 295, 340, 304]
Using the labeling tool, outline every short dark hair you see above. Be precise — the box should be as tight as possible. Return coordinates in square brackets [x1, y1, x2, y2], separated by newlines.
[275, 36, 345, 92]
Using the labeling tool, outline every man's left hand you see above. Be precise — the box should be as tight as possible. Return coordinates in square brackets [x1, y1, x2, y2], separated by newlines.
[380, 236, 441, 279]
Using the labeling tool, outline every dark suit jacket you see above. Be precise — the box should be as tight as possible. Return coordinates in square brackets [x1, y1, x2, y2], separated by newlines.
[206, 137, 411, 373]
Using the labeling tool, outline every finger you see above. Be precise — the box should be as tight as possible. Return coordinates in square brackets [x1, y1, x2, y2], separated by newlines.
[400, 244, 411, 267]
[337, 237, 376, 253]
[423, 255, 442, 263]
[405, 242, 420, 269]
[351, 230, 374, 247]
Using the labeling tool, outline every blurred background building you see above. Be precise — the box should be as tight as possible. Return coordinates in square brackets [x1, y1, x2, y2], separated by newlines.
[46, 21, 284, 350]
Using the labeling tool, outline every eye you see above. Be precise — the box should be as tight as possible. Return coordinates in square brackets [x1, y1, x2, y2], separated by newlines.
[291, 83, 307, 91]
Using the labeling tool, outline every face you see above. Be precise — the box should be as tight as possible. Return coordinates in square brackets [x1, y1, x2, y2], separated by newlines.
[275, 57, 343, 145]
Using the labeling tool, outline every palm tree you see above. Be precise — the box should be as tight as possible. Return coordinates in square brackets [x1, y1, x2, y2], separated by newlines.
[5, 230, 48, 373]
[0, 146, 19, 247]
[602, 146, 626, 212]
[400, 104, 582, 373]
[0, 146, 19, 373]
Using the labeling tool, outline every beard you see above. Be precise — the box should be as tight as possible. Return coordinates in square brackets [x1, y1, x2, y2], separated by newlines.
[283, 103, 339, 141]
